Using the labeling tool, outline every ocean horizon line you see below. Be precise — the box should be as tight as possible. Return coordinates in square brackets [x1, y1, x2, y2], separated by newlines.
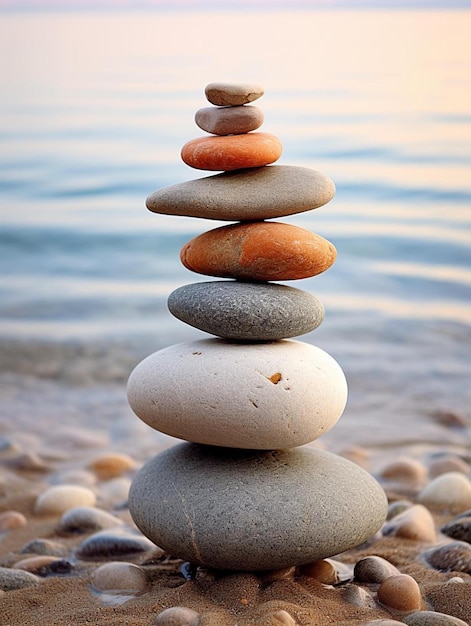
[0, 0, 469, 12]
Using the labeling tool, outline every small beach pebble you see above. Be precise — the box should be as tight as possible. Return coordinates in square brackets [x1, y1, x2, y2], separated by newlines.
[378, 458, 427, 487]
[441, 513, 471, 543]
[0, 510, 27, 531]
[428, 456, 470, 479]
[418, 472, 471, 513]
[269, 610, 297, 625]
[387, 500, 414, 520]
[76, 527, 155, 559]
[195, 104, 264, 135]
[299, 558, 352, 584]
[35, 484, 96, 516]
[5, 451, 51, 472]
[180, 221, 336, 282]
[205, 81, 264, 106]
[259, 566, 296, 584]
[98, 476, 131, 507]
[88, 452, 137, 480]
[402, 610, 469, 625]
[423, 541, 471, 573]
[382, 504, 436, 542]
[353, 555, 400, 584]
[91, 561, 148, 593]
[58, 506, 124, 534]
[12, 556, 72, 575]
[363, 621, 405, 625]
[342, 584, 376, 608]
[153, 606, 200, 625]
[0, 566, 41, 591]
[20, 538, 66, 556]
[52, 469, 97, 487]
[377, 574, 422, 611]
[432, 408, 469, 429]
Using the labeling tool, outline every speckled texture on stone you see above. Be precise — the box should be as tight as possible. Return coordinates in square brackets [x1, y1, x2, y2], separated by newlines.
[205, 82, 264, 106]
[167, 281, 324, 340]
[403, 611, 469, 626]
[146, 165, 335, 221]
[195, 105, 264, 135]
[127, 338, 347, 449]
[129, 443, 388, 571]
[0, 566, 41, 591]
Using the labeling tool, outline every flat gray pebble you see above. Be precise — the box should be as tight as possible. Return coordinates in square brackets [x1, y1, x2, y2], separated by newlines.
[168, 281, 324, 340]
[353, 555, 400, 583]
[58, 506, 123, 534]
[423, 541, 471, 573]
[0, 566, 41, 591]
[441, 515, 471, 543]
[403, 610, 469, 625]
[20, 538, 66, 556]
[76, 528, 155, 559]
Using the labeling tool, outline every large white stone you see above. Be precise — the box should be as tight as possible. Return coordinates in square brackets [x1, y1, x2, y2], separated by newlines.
[129, 444, 388, 571]
[127, 339, 347, 449]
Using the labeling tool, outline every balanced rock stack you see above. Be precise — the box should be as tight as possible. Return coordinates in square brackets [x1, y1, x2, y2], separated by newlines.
[128, 82, 388, 571]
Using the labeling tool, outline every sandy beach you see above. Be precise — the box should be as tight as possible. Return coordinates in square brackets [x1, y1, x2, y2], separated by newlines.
[1, 5, 471, 624]
[1, 363, 470, 626]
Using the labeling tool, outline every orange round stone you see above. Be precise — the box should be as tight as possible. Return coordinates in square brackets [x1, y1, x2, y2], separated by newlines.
[180, 221, 336, 281]
[180, 132, 282, 171]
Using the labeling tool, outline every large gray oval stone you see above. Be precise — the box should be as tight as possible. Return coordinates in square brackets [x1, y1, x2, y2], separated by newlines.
[167, 281, 324, 340]
[146, 165, 335, 221]
[127, 339, 347, 449]
[129, 444, 388, 571]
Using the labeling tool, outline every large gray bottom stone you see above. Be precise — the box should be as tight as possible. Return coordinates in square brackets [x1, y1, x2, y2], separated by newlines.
[167, 281, 324, 340]
[129, 444, 388, 571]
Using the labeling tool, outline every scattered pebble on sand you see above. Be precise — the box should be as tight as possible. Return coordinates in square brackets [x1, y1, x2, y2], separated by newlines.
[91, 561, 148, 593]
[377, 574, 423, 611]
[353, 555, 400, 583]
[153, 606, 200, 625]
[34, 484, 96, 516]
[382, 504, 436, 542]
[418, 472, 471, 513]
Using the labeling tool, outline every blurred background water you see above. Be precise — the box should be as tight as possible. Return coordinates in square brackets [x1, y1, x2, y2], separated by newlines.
[0, 6, 470, 458]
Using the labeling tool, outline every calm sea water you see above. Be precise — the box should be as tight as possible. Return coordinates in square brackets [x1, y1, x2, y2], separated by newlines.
[0, 9, 470, 458]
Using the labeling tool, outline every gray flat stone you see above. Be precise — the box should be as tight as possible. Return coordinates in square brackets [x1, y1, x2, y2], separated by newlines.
[167, 281, 324, 340]
[146, 165, 335, 221]
[403, 611, 469, 626]
[129, 444, 388, 571]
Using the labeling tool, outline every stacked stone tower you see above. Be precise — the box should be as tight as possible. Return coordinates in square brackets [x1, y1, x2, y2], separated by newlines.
[128, 82, 387, 571]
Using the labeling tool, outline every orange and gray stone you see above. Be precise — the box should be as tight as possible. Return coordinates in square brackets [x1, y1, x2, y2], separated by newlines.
[180, 221, 336, 282]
